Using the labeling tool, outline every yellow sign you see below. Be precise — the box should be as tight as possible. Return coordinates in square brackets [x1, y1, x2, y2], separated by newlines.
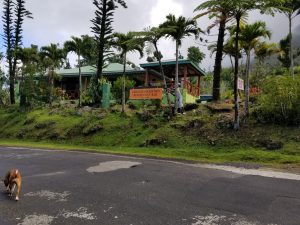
[130, 88, 164, 100]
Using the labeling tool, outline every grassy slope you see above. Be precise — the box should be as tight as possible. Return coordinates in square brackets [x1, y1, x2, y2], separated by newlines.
[0, 105, 300, 167]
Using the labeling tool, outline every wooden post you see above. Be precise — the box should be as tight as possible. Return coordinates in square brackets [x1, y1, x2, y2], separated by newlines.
[145, 69, 149, 87]
[197, 76, 201, 96]
[183, 65, 188, 88]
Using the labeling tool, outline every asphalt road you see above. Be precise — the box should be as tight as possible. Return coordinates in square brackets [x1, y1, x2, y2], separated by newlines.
[0, 146, 300, 225]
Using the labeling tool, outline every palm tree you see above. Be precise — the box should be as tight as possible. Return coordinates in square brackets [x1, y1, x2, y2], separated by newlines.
[226, 0, 281, 130]
[239, 21, 271, 116]
[141, 26, 174, 109]
[254, 42, 280, 63]
[110, 32, 144, 113]
[64, 36, 92, 107]
[160, 14, 200, 113]
[40, 44, 65, 105]
[18, 45, 39, 107]
[194, 0, 235, 101]
[278, 0, 300, 77]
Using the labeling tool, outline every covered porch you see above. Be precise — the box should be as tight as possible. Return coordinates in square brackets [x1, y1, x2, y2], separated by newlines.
[140, 59, 206, 98]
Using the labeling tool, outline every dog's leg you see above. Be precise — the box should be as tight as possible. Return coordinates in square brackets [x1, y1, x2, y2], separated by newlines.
[14, 180, 21, 201]
[9, 183, 16, 197]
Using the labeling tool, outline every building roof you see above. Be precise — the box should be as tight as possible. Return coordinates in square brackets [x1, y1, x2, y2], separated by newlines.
[57, 63, 144, 77]
[56, 60, 206, 78]
[140, 59, 206, 76]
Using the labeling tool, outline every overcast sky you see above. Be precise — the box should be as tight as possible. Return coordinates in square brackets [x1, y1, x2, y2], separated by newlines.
[0, 0, 299, 71]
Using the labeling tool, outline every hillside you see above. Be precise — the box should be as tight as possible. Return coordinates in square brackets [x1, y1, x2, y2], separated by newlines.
[1, 104, 300, 168]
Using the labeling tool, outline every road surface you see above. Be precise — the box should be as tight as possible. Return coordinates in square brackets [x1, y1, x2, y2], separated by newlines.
[0, 146, 300, 225]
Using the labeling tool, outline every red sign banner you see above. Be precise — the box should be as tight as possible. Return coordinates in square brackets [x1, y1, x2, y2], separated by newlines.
[129, 88, 164, 100]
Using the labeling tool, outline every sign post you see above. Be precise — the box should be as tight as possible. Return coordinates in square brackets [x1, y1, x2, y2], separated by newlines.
[238, 78, 244, 91]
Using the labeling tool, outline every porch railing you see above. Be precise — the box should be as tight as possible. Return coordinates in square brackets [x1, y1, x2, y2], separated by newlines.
[183, 80, 200, 97]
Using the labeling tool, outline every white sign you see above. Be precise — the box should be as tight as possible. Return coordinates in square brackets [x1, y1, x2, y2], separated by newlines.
[238, 78, 244, 91]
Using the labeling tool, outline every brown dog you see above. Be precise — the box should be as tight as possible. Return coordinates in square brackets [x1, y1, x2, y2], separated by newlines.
[2, 169, 22, 201]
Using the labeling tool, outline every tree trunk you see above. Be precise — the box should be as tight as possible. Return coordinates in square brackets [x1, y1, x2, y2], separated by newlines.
[234, 15, 241, 130]
[154, 44, 171, 111]
[9, 66, 15, 104]
[213, 15, 226, 101]
[19, 70, 26, 107]
[78, 54, 82, 107]
[121, 52, 127, 113]
[244, 50, 251, 117]
[289, 13, 294, 78]
[174, 41, 179, 113]
[96, 0, 107, 81]
[49, 67, 54, 106]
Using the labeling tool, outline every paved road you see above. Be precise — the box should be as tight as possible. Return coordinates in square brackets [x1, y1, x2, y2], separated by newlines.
[0, 146, 300, 225]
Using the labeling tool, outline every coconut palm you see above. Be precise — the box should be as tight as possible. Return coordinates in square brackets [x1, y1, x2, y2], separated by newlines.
[64, 36, 92, 107]
[110, 32, 144, 113]
[277, 0, 300, 77]
[160, 14, 200, 113]
[40, 44, 65, 105]
[239, 21, 271, 116]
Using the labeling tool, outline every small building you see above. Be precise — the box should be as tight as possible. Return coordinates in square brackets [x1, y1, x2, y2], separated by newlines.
[55, 59, 206, 102]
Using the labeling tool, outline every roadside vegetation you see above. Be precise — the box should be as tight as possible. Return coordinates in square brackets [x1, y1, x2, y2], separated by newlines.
[0, 102, 300, 167]
[0, 0, 300, 168]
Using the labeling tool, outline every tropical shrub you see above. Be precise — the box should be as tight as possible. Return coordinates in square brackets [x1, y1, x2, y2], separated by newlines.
[254, 75, 300, 125]
[111, 77, 135, 104]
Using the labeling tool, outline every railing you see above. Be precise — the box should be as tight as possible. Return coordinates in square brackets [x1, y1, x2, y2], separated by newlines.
[183, 80, 200, 97]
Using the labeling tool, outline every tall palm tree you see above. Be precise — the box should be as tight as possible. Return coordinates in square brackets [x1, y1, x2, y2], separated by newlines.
[40, 44, 65, 105]
[64, 36, 92, 107]
[110, 32, 144, 113]
[194, 0, 235, 101]
[239, 21, 271, 116]
[226, 0, 281, 130]
[160, 14, 200, 113]
[278, 0, 300, 77]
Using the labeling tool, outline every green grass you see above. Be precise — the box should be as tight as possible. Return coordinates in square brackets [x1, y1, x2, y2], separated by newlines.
[0, 106, 300, 168]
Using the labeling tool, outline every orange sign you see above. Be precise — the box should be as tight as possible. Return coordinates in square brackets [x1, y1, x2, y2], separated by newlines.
[130, 88, 164, 100]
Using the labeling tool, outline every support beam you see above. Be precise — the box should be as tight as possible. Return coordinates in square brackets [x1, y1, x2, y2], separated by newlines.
[145, 69, 149, 87]
[197, 76, 201, 96]
[183, 65, 188, 87]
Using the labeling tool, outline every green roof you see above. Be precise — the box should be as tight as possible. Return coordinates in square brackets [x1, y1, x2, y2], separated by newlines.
[57, 63, 144, 77]
[140, 59, 206, 76]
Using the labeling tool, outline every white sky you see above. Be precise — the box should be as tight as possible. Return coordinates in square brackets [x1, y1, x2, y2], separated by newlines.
[0, 0, 299, 71]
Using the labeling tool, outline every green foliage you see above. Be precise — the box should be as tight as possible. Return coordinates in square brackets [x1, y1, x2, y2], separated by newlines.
[2, 0, 33, 104]
[187, 46, 205, 64]
[81, 77, 101, 106]
[111, 76, 135, 104]
[255, 75, 300, 124]
[160, 14, 200, 46]
[91, 0, 127, 80]
[221, 68, 234, 88]
[278, 35, 300, 68]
